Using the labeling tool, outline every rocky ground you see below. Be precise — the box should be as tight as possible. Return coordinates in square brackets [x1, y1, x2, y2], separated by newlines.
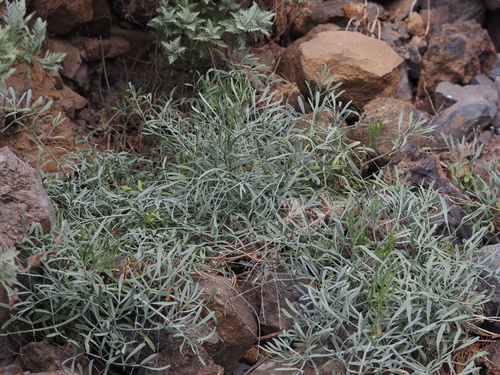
[2, 0, 500, 374]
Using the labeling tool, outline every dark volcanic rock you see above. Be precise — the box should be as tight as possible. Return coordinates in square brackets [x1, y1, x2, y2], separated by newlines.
[422, 20, 497, 93]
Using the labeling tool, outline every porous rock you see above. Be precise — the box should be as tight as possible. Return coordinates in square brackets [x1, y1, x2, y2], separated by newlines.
[421, 20, 497, 93]
[434, 81, 499, 111]
[0, 147, 55, 248]
[385, 143, 470, 240]
[348, 97, 428, 166]
[295, 31, 403, 110]
[196, 274, 258, 374]
[430, 95, 497, 149]
[30, 0, 94, 35]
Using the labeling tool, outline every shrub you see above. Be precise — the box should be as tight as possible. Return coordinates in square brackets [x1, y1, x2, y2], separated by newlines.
[148, 0, 274, 65]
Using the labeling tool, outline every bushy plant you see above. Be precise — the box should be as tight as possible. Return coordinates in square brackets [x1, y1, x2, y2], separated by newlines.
[148, 0, 274, 65]
[5, 55, 498, 374]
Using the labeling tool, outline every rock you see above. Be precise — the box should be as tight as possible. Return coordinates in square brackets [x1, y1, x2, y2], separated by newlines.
[483, 0, 500, 10]
[421, 20, 497, 93]
[430, 95, 497, 149]
[80, 36, 130, 62]
[0, 364, 23, 375]
[58, 85, 89, 118]
[44, 39, 81, 80]
[489, 55, 500, 80]
[0, 63, 85, 173]
[295, 31, 403, 110]
[348, 97, 428, 166]
[471, 74, 497, 89]
[419, 7, 454, 28]
[110, 0, 159, 25]
[276, 23, 340, 83]
[196, 274, 258, 374]
[110, 25, 157, 61]
[434, 82, 499, 111]
[0, 147, 55, 248]
[485, 10, 500, 52]
[19, 341, 61, 373]
[277, 24, 340, 83]
[290, 0, 388, 37]
[256, 266, 303, 335]
[385, 143, 471, 240]
[478, 340, 500, 374]
[384, 0, 416, 22]
[247, 357, 345, 375]
[473, 135, 500, 182]
[144, 338, 224, 375]
[405, 12, 425, 38]
[30, 0, 94, 35]
[80, 0, 112, 38]
[472, 243, 500, 331]
[418, 0, 486, 24]
[395, 63, 414, 102]
[379, 20, 411, 57]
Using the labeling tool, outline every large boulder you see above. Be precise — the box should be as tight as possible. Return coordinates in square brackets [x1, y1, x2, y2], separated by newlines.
[277, 24, 340, 83]
[0, 147, 55, 248]
[421, 20, 497, 93]
[30, 0, 94, 36]
[295, 31, 403, 110]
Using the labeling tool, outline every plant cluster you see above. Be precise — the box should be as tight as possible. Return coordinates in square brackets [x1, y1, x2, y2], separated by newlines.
[2, 55, 498, 374]
[148, 0, 274, 65]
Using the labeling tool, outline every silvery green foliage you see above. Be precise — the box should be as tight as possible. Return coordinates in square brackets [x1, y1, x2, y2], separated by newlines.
[0, 0, 65, 92]
[149, 0, 274, 64]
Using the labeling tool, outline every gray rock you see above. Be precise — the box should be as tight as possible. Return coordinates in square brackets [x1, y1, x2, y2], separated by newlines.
[434, 81, 499, 111]
[394, 63, 414, 102]
[430, 95, 497, 149]
[471, 74, 496, 89]
[473, 243, 500, 330]
[0, 147, 56, 248]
